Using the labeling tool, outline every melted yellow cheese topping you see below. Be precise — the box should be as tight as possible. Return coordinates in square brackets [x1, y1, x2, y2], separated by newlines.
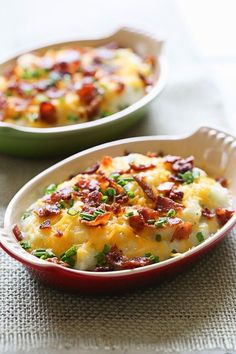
[0, 46, 154, 127]
[19, 153, 233, 271]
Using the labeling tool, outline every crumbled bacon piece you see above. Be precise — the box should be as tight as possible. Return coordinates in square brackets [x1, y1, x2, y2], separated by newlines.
[202, 208, 215, 219]
[169, 174, 185, 183]
[129, 214, 145, 231]
[54, 229, 63, 237]
[35, 204, 61, 217]
[169, 189, 184, 201]
[77, 83, 98, 105]
[155, 196, 183, 213]
[171, 222, 192, 241]
[12, 224, 23, 241]
[157, 181, 175, 194]
[129, 162, 156, 171]
[81, 212, 111, 227]
[101, 155, 113, 167]
[86, 95, 102, 118]
[163, 155, 181, 164]
[39, 101, 57, 124]
[138, 207, 158, 222]
[133, 175, 156, 201]
[146, 151, 158, 158]
[216, 208, 234, 226]
[75, 178, 98, 191]
[215, 177, 228, 188]
[109, 203, 122, 215]
[81, 190, 103, 207]
[81, 162, 100, 175]
[172, 156, 194, 173]
[47, 257, 69, 267]
[44, 188, 72, 204]
[39, 219, 51, 229]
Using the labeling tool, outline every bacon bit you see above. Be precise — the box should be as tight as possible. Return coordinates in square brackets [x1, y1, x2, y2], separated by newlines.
[171, 222, 192, 241]
[95, 245, 152, 271]
[124, 150, 130, 156]
[146, 151, 158, 158]
[75, 178, 98, 191]
[81, 190, 103, 207]
[202, 208, 215, 219]
[116, 81, 125, 94]
[44, 188, 72, 204]
[215, 177, 228, 188]
[216, 208, 234, 226]
[163, 155, 181, 164]
[129, 162, 156, 172]
[47, 257, 69, 267]
[133, 175, 156, 201]
[77, 83, 98, 105]
[110, 203, 122, 215]
[54, 60, 80, 75]
[101, 155, 113, 167]
[12, 224, 23, 241]
[54, 229, 63, 237]
[157, 181, 175, 193]
[172, 156, 194, 173]
[81, 212, 111, 227]
[39, 101, 57, 124]
[86, 95, 102, 118]
[110, 179, 125, 195]
[129, 214, 145, 231]
[115, 194, 129, 204]
[155, 196, 183, 213]
[96, 175, 110, 190]
[169, 174, 185, 183]
[35, 204, 61, 217]
[46, 88, 65, 99]
[39, 219, 51, 229]
[169, 189, 184, 202]
[81, 162, 100, 175]
[138, 207, 158, 222]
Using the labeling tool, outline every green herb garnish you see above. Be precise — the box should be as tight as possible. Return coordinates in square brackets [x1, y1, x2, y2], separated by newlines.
[59, 200, 66, 209]
[101, 195, 109, 203]
[178, 169, 200, 184]
[105, 187, 116, 198]
[155, 217, 168, 228]
[67, 208, 79, 216]
[22, 210, 32, 220]
[155, 234, 162, 242]
[144, 253, 159, 263]
[79, 212, 95, 221]
[21, 69, 43, 80]
[167, 209, 176, 217]
[125, 211, 134, 218]
[36, 94, 49, 103]
[20, 240, 31, 250]
[101, 111, 111, 118]
[147, 219, 155, 225]
[196, 231, 204, 243]
[44, 183, 57, 194]
[67, 113, 78, 123]
[95, 244, 110, 266]
[32, 248, 55, 259]
[61, 245, 78, 266]
[127, 191, 135, 199]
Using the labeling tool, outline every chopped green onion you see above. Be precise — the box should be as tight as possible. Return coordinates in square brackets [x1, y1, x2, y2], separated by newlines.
[95, 244, 110, 266]
[178, 170, 200, 184]
[147, 219, 155, 225]
[26, 113, 38, 122]
[73, 185, 80, 192]
[36, 94, 49, 103]
[171, 249, 177, 254]
[93, 209, 105, 217]
[22, 210, 31, 220]
[144, 253, 159, 263]
[67, 208, 79, 216]
[125, 211, 134, 218]
[79, 212, 95, 221]
[110, 173, 120, 180]
[101, 195, 109, 203]
[68, 199, 74, 207]
[32, 248, 55, 259]
[155, 234, 162, 242]
[105, 187, 116, 197]
[59, 200, 66, 209]
[117, 177, 134, 187]
[44, 183, 57, 194]
[21, 69, 43, 80]
[167, 209, 176, 217]
[61, 245, 77, 267]
[155, 217, 168, 228]
[101, 111, 111, 118]
[67, 113, 78, 122]
[20, 240, 31, 250]
[196, 231, 204, 243]
[127, 191, 135, 199]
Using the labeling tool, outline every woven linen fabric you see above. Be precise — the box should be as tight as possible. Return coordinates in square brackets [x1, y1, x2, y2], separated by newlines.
[0, 229, 236, 353]
[0, 71, 235, 353]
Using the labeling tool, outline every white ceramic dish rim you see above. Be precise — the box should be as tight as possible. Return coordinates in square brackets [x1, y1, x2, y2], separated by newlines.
[0, 27, 167, 135]
[2, 126, 236, 278]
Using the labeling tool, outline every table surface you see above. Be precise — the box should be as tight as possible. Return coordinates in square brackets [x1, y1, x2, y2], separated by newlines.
[0, 1, 236, 353]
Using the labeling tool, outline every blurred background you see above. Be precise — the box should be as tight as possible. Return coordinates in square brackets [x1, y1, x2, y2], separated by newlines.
[0, 0, 235, 136]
